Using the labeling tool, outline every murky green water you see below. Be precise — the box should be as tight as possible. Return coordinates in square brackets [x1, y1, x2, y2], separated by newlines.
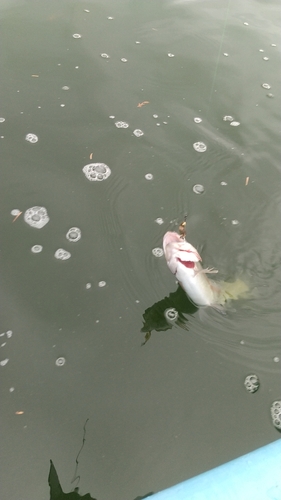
[1, 0, 280, 499]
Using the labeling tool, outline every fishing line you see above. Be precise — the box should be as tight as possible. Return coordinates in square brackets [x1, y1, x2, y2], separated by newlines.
[71, 418, 89, 490]
[207, 0, 232, 117]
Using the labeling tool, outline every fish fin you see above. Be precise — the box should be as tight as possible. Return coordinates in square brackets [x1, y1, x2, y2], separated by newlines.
[210, 303, 227, 315]
[194, 266, 218, 276]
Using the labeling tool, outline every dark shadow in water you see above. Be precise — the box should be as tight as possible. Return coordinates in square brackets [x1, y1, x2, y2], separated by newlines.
[48, 460, 96, 500]
[48, 460, 154, 500]
[141, 286, 198, 344]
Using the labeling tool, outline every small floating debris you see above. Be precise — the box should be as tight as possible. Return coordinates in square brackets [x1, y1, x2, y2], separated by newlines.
[194, 117, 202, 124]
[267, 93, 274, 98]
[271, 401, 281, 431]
[54, 249, 71, 260]
[0, 359, 9, 367]
[31, 245, 43, 253]
[243, 22, 249, 26]
[107, 16, 114, 20]
[193, 142, 207, 153]
[263, 57, 269, 61]
[115, 121, 129, 128]
[25, 133, 38, 143]
[262, 83, 271, 89]
[220, 181, 228, 186]
[0, 117, 5, 123]
[55, 357, 66, 367]
[231, 219, 239, 226]
[152, 248, 163, 257]
[167, 53, 175, 57]
[98, 281, 106, 287]
[62, 86, 70, 90]
[193, 184, 205, 195]
[244, 374, 260, 393]
[86, 283, 92, 289]
[273, 357, 280, 363]
[223, 116, 234, 122]
[24, 206, 49, 229]
[6, 331, 12, 338]
[133, 129, 144, 137]
[72, 33, 82, 39]
[66, 227, 81, 242]
[120, 58, 128, 63]
[137, 101, 149, 108]
[164, 308, 178, 321]
[223, 53, 229, 57]
[145, 173, 153, 180]
[230, 121, 240, 127]
[83, 163, 111, 181]
[100, 53, 110, 59]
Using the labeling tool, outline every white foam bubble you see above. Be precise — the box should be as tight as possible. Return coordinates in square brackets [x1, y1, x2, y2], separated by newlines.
[164, 308, 178, 321]
[115, 121, 129, 128]
[152, 248, 164, 257]
[133, 129, 144, 137]
[24, 206, 49, 229]
[55, 357, 66, 366]
[193, 184, 205, 194]
[11, 209, 21, 216]
[25, 133, 38, 143]
[31, 245, 43, 253]
[145, 173, 153, 180]
[193, 142, 207, 152]
[54, 249, 71, 260]
[66, 227, 81, 242]
[83, 163, 111, 181]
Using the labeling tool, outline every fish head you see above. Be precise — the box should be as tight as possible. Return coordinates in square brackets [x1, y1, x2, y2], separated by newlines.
[163, 231, 202, 275]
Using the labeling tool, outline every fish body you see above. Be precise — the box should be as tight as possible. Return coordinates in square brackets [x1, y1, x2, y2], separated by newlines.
[163, 231, 224, 308]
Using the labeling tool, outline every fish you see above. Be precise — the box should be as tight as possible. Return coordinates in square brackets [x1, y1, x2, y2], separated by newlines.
[163, 231, 248, 310]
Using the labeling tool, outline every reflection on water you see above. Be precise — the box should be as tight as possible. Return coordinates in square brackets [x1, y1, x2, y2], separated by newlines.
[141, 285, 197, 342]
